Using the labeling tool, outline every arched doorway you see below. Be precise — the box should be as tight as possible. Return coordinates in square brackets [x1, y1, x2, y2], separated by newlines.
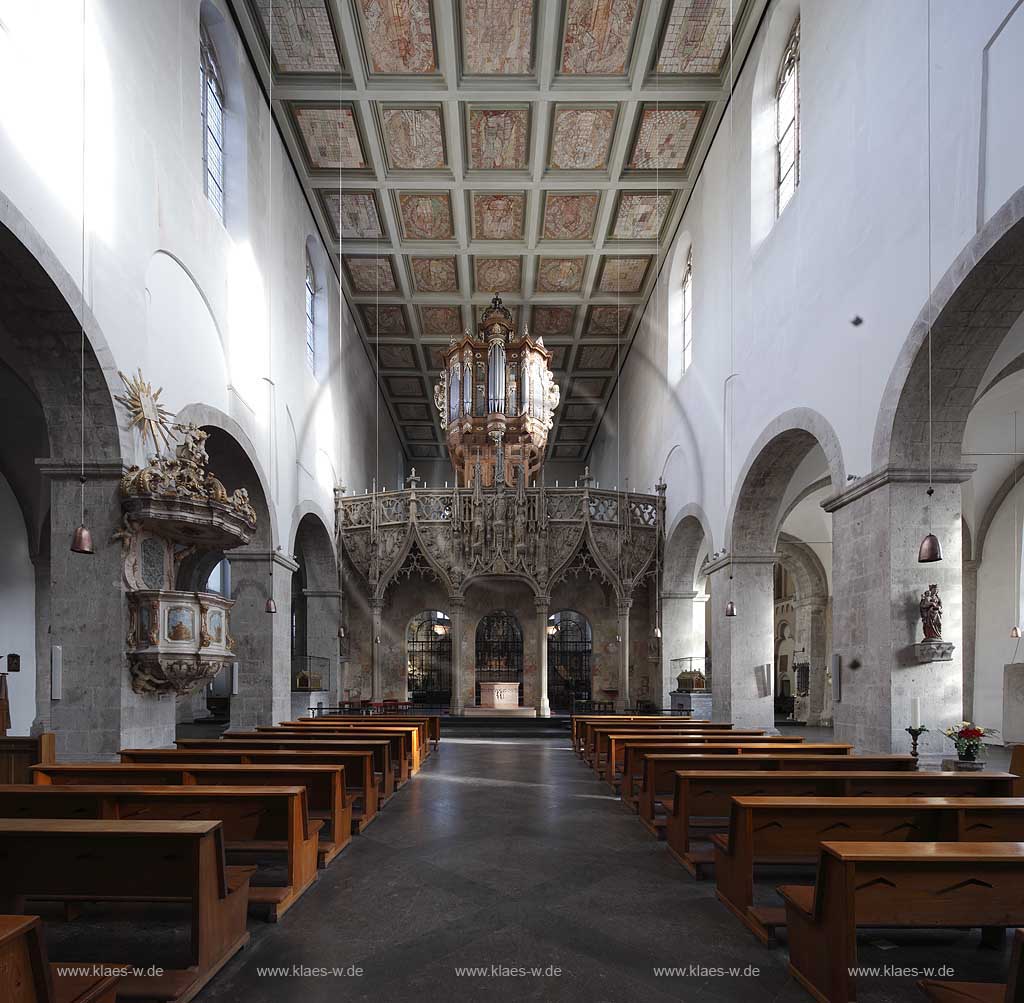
[406, 611, 452, 707]
[475, 610, 523, 706]
[547, 610, 592, 713]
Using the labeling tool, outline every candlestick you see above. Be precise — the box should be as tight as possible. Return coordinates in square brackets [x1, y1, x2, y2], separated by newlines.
[905, 724, 928, 759]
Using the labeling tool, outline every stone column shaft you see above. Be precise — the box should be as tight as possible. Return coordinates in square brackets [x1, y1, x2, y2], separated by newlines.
[449, 596, 465, 715]
[660, 590, 698, 709]
[616, 599, 632, 712]
[535, 595, 551, 718]
[370, 599, 384, 701]
[707, 558, 776, 730]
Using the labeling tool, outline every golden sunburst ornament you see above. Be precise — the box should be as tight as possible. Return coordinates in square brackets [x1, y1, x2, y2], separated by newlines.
[115, 369, 176, 455]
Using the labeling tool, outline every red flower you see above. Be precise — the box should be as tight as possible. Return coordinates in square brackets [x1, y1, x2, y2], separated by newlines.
[959, 728, 983, 740]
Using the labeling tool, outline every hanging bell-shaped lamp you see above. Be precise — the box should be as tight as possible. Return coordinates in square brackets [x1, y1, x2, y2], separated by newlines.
[653, 625, 662, 638]
[724, 600, 737, 618]
[1012, 626, 1021, 640]
[71, 524, 94, 554]
[918, 487, 942, 563]
[265, 596, 277, 614]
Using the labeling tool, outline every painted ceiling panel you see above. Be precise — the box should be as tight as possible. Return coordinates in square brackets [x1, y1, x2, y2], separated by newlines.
[228, 0, 762, 463]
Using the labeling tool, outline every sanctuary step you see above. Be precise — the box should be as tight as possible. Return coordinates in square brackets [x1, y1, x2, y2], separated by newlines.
[441, 716, 570, 739]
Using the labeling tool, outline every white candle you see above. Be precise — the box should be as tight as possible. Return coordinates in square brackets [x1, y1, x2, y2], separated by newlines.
[910, 697, 921, 728]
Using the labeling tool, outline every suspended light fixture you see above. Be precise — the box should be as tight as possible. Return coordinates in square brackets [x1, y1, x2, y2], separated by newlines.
[71, 6, 92, 556]
[724, 573, 737, 617]
[265, 554, 276, 613]
[917, 2, 941, 564]
[1012, 626, 1021, 640]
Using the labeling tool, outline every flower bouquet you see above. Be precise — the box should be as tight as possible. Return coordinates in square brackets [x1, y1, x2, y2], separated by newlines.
[943, 722, 997, 763]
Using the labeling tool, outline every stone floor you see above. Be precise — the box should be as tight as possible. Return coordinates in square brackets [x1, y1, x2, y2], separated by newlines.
[187, 731, 1018, 1003]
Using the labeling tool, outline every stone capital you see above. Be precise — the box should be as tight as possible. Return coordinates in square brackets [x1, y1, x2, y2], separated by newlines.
[703, 552, 779, 576]
[534, 594, 551, 613]
[821, 463, 976, 513]
[616, 599, 633, 617]
[792, 595, 829, 611]
[229, 549, 300, 573]
[448, 594, 466, 611]
[662, 590, 698, 601]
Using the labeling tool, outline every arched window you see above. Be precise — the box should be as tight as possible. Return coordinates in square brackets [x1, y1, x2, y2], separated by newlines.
[200, 21, 225, 222]
[775, 18, 800, 216]
[680, 248, 693, 376]
[304, 249, 317, 372]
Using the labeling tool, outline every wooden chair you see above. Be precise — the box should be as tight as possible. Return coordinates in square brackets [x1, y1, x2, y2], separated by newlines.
[0, 819, 252, 1003]
[714, 797, 1024, 943]
[0, 914, 119, 1003]
[918, 927, 1024, 1002]
[0, 784, 320, 922]
[666, 770, 1024, 876]
[780, 842, 1024, 1003]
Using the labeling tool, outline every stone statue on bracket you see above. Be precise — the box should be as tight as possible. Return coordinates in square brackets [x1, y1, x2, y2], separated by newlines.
[920, 584, 943, 640]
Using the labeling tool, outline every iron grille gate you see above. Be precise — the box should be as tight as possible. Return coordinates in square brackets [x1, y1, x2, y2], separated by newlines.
[547, 610, 592, 713]
[475, 609, 523, 706]
[406, 611, 452, 707]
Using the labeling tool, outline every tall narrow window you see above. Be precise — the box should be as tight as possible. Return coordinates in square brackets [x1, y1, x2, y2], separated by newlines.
[304, 251, 317, 372]
[775, 19, 800, 217]
[200, 23, 225, 221]
[680, 249, 693, 376]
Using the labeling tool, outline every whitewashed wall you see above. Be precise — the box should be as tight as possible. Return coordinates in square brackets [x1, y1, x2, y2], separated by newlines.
[0, 0, 401, 558]
[591, 0, 1024, 551]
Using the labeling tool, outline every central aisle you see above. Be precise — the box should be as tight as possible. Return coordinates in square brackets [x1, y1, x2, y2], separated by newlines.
[199, 734, 1004, 1003]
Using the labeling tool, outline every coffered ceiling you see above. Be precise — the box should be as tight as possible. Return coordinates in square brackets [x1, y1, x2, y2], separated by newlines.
[228, 0, 766, 466]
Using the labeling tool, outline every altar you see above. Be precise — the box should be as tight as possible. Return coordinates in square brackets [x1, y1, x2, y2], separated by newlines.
[463, 681, 537, 717]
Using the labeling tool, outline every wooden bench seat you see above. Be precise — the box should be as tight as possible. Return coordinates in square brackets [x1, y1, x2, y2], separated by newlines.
[244, 727, 415, 780]
[598, 733, 803, 782]
[0, 785, 320, 922]
[780, 842, 1024, 1003]
[665, 770, 1022, 876]
[117, 748, 379, 831]
[0, 819, 252, 1003]
[270, 725, 421, 774]
[634, 751, 906, 831]
[295, 715, 439, 750]
[713, 796, 1024, 944]
[918, 927, 1024, 1002]
[0, 914, 119, 1003]
[176, 737, 396, 799]
[581, 720, 731, 764]
[31, 763, 351, 864]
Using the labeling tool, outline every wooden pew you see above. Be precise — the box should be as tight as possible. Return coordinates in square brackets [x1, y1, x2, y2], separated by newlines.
[0, 735, 56, 784]
[918, 926, 1024, 1002]
[590, 726, 769, 772]
[606, 734, 814, 787]
[576, 717, 722, 759]
[245, 726, 416, 779]
[298, 714, 440, 750]
[571, 715, 714, 752]
[176, 736, 396, 798]
[277, 722, 427, 769]
[780, 842, 1024, 1003]
[31, 763, 351, 862]
[117, 748, 379, 831]
[0, 819, 252, 1003]
[0, 914, 119, 1003]
[714, 797, 1024, 944]
[582, 720, 733, 764]
[0, 784, 320, 922]
[1010, 746, 1024, 778]
[634, 750, 894, 831]
[664, 770, 1022, 874]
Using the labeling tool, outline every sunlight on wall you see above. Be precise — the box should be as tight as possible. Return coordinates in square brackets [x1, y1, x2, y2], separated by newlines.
[227, 239, 268, 423]
[314, 388, 336, 492]
[0, 1, 114, 244]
